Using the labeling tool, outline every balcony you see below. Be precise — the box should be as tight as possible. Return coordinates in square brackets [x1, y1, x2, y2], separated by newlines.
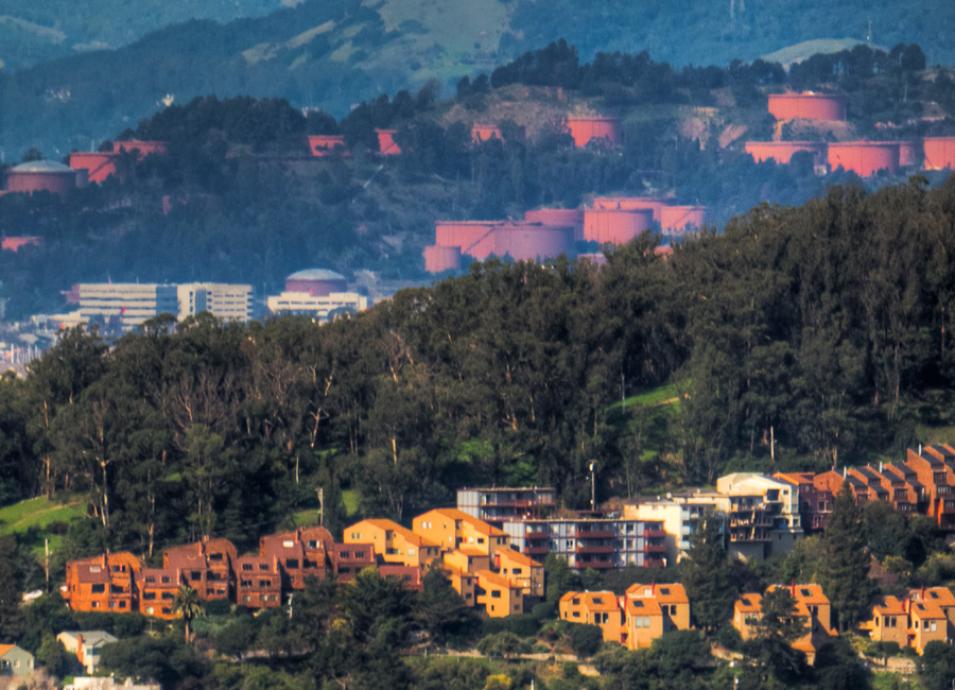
[525, 531, 549, 541]
[574, 559, 614, 570]
[643, 527, 666, 539]
[573, 530, 615, 540]
[576, 544, 615, 555]
[526, 545, 550, 556]
[644, 557, 667, 569]
[644, 542, 667, 554]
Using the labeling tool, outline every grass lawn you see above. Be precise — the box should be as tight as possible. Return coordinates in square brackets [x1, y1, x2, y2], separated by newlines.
[0, 496, 84, 535]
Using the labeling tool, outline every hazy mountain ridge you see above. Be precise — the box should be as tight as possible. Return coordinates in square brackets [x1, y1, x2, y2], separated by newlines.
[1, 0, 953, 159]
[0, 0, 282, 70]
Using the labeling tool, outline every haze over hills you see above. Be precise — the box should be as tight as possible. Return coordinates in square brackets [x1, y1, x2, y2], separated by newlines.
[1, 0, 953, 159]
[0, 0, 282, 70]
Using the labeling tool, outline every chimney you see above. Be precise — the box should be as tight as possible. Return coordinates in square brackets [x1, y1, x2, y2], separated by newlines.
[843, 466, 847, 478]
[879, 461, 884, 473]
[919, 443, 923, 456]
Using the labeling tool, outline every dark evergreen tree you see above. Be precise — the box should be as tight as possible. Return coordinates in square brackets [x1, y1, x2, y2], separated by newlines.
[818, 484, 874, 630]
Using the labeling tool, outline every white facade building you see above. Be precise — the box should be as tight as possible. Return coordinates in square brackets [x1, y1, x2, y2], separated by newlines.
[266, 291, 369, 322]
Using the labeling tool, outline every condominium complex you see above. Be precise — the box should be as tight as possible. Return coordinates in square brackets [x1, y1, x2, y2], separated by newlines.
[559, 583, 691, 650]
[59, 281, 254, 332]
[456, 486, 558, 524]
[176, 283, 253, 322]
[75, 283, 178, 330]
[733, 584, 835, 664]
[500, 516, 668, 570]
[265, 290, 369, 322]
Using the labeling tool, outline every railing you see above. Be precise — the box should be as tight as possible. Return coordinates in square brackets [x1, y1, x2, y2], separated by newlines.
[575, 544, 616, 554]
[573, 530, 615, 540]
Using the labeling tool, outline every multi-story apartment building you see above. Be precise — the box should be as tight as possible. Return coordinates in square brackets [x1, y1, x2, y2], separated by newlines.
[265, 290, 369, 322]
[163, 538, 237, 602]
[715, 473, 804, 560]
[623, 492, 727, 563]
[412, 508, 510, 556]
[259, 527, 336, 589]
[905, 445, 955, 528]
[559, 591, 625, 643]
[474, 569, 524, 618]
[137, 568, 183, 619]
[62, 552, 141, 614]
[732, 584, 835, 665]
[501, 516, 667, 569]
[495, 548, 545, 598]
[560, 583, 690, 650]
[74, 283, 179, 331]
[867, 587, 955, 655]
[234, 556, 282, 609]
[456, 486, 557, 524]
[176, 283, 253, 322]
[344, 519, 441, 569]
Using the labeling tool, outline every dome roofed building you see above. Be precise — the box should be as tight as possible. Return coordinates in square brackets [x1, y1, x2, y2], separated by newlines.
[284, 269, 348, 297]
[4, 160, 80, 196]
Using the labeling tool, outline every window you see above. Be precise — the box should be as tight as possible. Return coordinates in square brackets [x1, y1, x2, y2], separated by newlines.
[355, 551, 366, 559]
[286, 559, 299, 569]
[283, 540, 295, 548]
[143, 592, 156, 601]
[190, 571, 201, 580]
[161, 576, 170, 584]
[491, 591, 501, 599]
[512, 568, 523, 575]
[259, 580, 272, 588]
[260, 563, 270, 571]
[931, 621, 938, 632]
[241, 579, 252, 587]
[634, 616, 651, 628]
[92, 584, 105, 593]
[209, 553, 223, 561]
[242, 564, 253, 571]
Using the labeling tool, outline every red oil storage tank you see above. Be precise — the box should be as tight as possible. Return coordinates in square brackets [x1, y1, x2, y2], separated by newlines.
[923, 137, 955, 171]
[492, 222, 574, 261]
[524, 208, 584, 240]
[1, 236, 42, 252]
[660, 206, 707, 234]
[827, 141, 900, 176]
[768, 93, 847, 121]
[69, 152, 119, 184]
[307, 135, 347, 157]
[376, 129, 400, 155]
[472, 123, 502, 143]
[423, 245, 463, 273]
[566, 116, 622, 148]
[591, 196, 666, 222]
[4, 160, 78, 197]
[435, 221, 498, 259]
[583, 208, 653, 245]
[744, 141, 824, 165]
[892, 141, 918, 167]
[285, 269, 348, 296]
[112, 140, 168, 157]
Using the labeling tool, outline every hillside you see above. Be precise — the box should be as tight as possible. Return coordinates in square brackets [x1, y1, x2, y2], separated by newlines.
[0, 0, 280, 71]
[2, 40, 953, 321]
[2, 0, 955, 158]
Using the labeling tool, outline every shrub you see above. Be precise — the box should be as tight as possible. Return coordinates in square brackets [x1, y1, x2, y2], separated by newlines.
[567, 624, 603, 658]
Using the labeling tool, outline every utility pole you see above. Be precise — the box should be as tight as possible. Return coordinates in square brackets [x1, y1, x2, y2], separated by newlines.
[589, 461, 597, 512]
[44, 538, 50, 592]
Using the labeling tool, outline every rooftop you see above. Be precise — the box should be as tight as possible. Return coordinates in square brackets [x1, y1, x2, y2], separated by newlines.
[287, 269, 346, 282]
[10, 160, 75, 174]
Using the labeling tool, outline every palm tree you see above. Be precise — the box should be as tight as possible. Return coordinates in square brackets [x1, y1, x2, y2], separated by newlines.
[173, 585, 204, 643]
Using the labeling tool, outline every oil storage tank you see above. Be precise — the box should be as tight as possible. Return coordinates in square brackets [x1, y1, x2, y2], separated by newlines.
[524, 208, 584, 240]
[423, 245, 463, 273]
[285, 269, 348, 296]
[923, 137, 955, 171]
[435, 221, 498, 259]
[69, 152, 119, 184]
[492, 222, 574, 261]
[660, 206, 707, 234]
[591, 196, 667, 222]
[768, 93, 847, 121]
[583, 208, 653, 245]
[472, 124, 502, 143]
[566, 116, 622, 148]
[4, 160, 79, 197]
[827, 141, 900, 176]
[744, 141, 824, 165]
[376, 129, 400, 155]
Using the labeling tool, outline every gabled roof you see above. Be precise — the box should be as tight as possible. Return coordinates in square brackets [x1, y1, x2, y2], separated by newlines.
[416, 508, 507, 537]
[734, 593, 763, 614]
[497, 548, 541, 567]
[0, 644, 16, 657]
[349, 519, 439, 547]
[917, 587, 955, 607]
[911, 601, 947, 620]
[475, 569, 521, 590]
[625, 582, 689, 604]
[625, 597, 662, 616]
[873, 595, 906, 616]
[768, 583, 830, 606]
[59, 631, 118, 647]
[560, 590, 620, 613]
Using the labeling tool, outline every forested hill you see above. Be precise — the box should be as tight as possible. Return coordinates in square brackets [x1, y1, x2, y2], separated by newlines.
[2, 0, 954, 156]
[2, 178, 955, 551]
